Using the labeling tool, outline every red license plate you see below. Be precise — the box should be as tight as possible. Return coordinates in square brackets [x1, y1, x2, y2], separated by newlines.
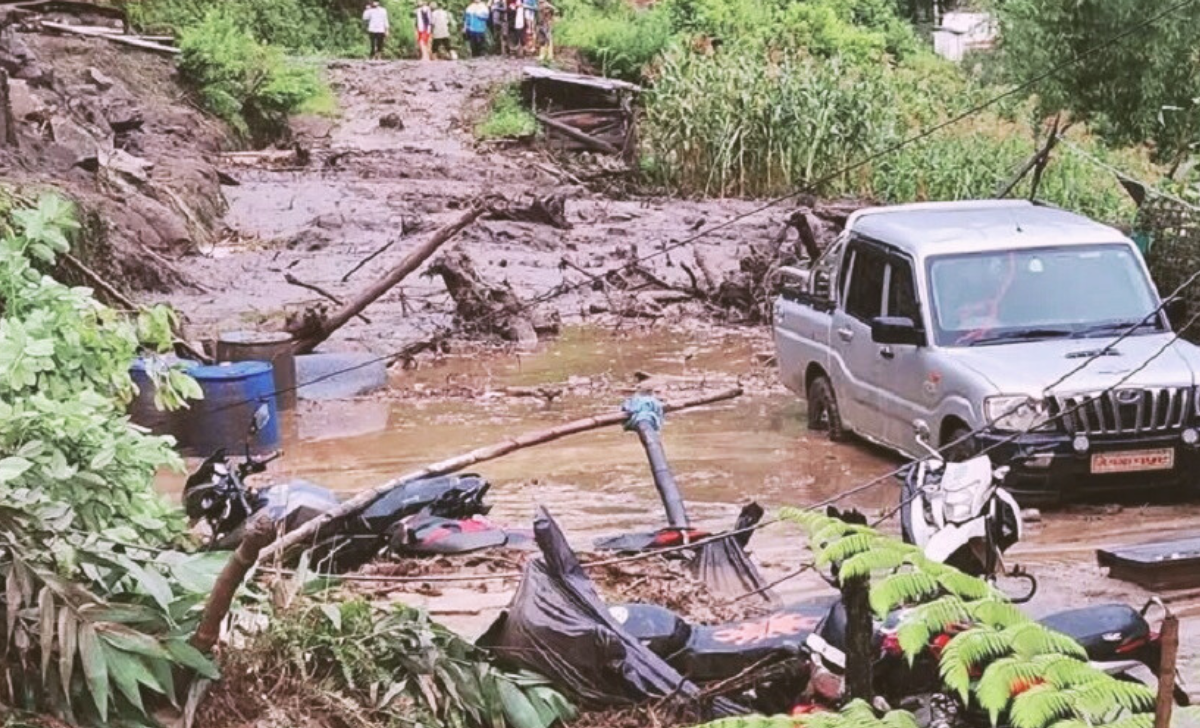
[1091, 449, 1175, 474]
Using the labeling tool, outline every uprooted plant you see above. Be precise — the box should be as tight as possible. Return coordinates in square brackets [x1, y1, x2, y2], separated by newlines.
[203, 597, 576, 728]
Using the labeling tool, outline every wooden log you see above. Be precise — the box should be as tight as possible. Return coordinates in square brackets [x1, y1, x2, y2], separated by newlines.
[190, 515, 274, 653]
[0, 69, 15, 147]
[843, 573, 874, 700]
[258, 386, 744, 562]
[536, 113, 620, 155]
[39, 21, 180, 55]
[289, 205, 484, 354]
[1154, 612, 1180, 728]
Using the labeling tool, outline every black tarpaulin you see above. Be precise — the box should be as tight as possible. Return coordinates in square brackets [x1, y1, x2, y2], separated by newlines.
[478, 508, 744, 717]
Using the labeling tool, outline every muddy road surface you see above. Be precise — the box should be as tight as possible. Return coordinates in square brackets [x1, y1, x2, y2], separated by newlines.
[166, 59, 773, 349]
[161, 59, 1200, 692]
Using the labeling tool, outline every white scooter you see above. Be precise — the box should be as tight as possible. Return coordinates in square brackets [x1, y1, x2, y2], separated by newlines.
[899, 420, 1024, 580]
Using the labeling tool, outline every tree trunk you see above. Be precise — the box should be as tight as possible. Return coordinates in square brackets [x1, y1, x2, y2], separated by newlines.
[843, 574, 874, 700]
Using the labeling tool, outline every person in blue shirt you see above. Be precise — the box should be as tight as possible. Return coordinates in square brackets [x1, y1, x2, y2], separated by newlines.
[463, 0, 490, 57]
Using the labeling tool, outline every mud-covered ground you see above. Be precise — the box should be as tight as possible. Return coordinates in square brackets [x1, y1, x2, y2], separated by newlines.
[163, 59, 781, 349]
[143, 57, 1200, 698]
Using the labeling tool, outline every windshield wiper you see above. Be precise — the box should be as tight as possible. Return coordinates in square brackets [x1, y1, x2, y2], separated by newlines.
[1072, 319, 1159, 338]
[967, 328, 1073, 346]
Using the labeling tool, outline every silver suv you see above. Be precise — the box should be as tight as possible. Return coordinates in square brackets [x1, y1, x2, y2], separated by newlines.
[773, 200, 1200, 502]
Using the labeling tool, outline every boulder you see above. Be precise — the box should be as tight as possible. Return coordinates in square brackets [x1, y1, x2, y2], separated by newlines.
[86, 66, 114, 90]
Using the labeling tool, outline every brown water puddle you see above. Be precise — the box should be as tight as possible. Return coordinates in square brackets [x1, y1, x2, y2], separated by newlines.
[158, 325, 1200, 662]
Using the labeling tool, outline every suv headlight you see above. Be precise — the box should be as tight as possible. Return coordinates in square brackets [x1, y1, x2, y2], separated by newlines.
[985, 395, 1051, 432]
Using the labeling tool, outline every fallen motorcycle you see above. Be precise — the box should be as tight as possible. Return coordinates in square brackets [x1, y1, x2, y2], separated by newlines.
[182, 405, 529, 567]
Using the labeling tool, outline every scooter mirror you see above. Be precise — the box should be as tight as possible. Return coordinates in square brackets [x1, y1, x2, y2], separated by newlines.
[912, 419, 931, 442]
[251, 403, 270, 435]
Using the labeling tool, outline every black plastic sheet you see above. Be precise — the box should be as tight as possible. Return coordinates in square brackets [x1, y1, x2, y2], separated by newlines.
[478, 508, 745, 717]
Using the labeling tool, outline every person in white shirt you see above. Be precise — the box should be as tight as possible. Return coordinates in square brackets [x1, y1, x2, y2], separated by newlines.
[362, 1, 389, 59]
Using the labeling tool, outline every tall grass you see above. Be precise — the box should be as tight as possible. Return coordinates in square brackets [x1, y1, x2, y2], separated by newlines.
[641, 47, 1159, 223]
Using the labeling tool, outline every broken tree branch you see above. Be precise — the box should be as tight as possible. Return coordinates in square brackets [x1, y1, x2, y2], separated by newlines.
[191, 515, 275, 653]
[341, 232, 403, 283]
[283, 273, 371, 324]
[258, 386, 744, 562]
[288, 205, 485, 354]
[60, 253, 211, 363]
[536, 113, 621, 155]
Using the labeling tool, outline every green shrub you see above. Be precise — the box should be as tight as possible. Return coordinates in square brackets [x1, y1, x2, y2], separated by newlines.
[556, 0, 675, 81]
[178, 8, 326, 142]
[475, 86, 538, 140]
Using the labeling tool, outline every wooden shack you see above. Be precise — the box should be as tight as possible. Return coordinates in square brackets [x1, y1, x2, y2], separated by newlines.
[521, 66, 641, 162]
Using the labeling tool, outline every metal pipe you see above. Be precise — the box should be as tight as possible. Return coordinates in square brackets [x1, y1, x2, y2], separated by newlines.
[624, 396, 690, 529]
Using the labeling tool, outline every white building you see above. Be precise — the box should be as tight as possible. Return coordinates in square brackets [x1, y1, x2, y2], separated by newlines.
[932, 11, 997, 62]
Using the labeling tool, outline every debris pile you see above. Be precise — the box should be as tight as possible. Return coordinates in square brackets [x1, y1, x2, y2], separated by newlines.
[0, 10, 226, 291]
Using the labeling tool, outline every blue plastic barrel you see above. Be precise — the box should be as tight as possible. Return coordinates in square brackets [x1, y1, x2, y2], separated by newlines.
[182, 361, 281, 457]
[129, 356, 198, 443]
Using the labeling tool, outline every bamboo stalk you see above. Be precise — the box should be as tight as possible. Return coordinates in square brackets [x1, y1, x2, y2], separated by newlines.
[258, 386, 744, 562]
[191, 515, 275, 652]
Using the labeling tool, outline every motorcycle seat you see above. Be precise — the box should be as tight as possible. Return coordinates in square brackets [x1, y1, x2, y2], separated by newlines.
[1037, 604, 1149, 661]
[609, 602, 693, 656]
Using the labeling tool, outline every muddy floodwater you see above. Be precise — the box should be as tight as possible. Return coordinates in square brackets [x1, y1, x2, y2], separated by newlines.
[159, 326, 1200, 680]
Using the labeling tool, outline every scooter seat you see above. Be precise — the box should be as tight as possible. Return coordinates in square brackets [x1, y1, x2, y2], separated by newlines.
[675, 600, 835, 681]
[1038, 604, 1148, 662]
[609, 602, 693, 656]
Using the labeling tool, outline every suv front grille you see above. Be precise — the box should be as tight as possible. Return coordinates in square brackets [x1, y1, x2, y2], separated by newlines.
[1050, 387, 1192, 435]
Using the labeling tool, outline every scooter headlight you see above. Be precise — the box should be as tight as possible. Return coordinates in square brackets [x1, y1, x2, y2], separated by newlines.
[943, 487, 975, 523]
[985, 395, 1052, 432]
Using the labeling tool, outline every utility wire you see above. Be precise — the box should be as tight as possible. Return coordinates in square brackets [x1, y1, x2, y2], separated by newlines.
[190, 0, 1200, 414]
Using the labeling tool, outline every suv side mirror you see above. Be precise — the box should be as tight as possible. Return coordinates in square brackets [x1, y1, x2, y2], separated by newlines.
[871, 316, 923, 346]
[1165, 298, 1188, 330]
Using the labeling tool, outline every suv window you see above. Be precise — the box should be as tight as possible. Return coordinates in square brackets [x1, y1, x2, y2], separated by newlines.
[845, 245, 887, 321]
[886, 257, 920, 322]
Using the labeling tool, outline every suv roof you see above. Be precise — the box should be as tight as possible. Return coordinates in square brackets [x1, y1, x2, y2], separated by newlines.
[847, 200, 1130, 258]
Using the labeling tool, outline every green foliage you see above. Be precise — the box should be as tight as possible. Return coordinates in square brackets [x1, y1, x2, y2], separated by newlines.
[780, 509, 1158, 728]
[260, 598, 576, 728]
[177, 8, 326, 142]
[475, 86, 539, 141]
[692, 699, 918, 728]
[0, 196, 194, 541]
[1, 486, 226, 726]
[995, 0, 1200, 165]
[556, 0, 675, 81]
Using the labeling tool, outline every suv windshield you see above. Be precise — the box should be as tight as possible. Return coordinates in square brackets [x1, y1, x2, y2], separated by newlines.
[926, 244, 1163, 347]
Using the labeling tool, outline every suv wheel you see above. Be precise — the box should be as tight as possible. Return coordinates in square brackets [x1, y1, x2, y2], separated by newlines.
[942, 425, 978, 463]
[807, 376, 846, 442]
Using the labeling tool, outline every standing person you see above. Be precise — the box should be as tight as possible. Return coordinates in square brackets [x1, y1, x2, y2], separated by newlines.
[362, 0, 389, 59]
[508, 0, 524, 56]
[489, 0, 506, 53]
[431, 3, 453, 59]
[522, 0, 538, 52]
[537, 0, 554, 60]
[463, 0, 490, 57]
[415, 1, 433, 60]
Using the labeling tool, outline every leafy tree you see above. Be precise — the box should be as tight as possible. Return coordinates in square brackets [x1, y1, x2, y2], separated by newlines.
[995, 0, 1200, 167]
[0, 195, 197, 542]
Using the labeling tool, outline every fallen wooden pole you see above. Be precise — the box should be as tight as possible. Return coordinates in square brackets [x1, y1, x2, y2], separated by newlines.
[536, 113, 620, 155]
[284, 273, 371, 323]
[258, 386, 743, 562]
[39, 21, 180, 55]
[289, 205, 485, 354]
[1154, 610, 1180, 728]
[191, 516, 275, 653]
[61, 253, 211, 363]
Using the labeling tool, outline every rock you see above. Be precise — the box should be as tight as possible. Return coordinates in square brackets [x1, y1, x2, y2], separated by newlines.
[378, 112, 404, 129]
[7, 78, 46, 122]
[428, 81, 441, 92]
[290, 114, 335, 140]
[1021, 508, 1042, 524]
[312, 213, 343, 231]
[50, 116, 104, 159]
[509, 318, 538, 350]
[14, 62, 52, 88]
[97, 148, 154, 185]
[86, 66, 114, 90]
[286, 228, 331, 251]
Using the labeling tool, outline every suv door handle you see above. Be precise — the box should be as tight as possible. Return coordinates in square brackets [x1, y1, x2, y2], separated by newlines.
[880, 346, 895, 360]
[836, 327, 854, 342]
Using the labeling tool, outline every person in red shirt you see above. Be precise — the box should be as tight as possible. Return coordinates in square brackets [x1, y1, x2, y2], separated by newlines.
[415, 2, 434, 60]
